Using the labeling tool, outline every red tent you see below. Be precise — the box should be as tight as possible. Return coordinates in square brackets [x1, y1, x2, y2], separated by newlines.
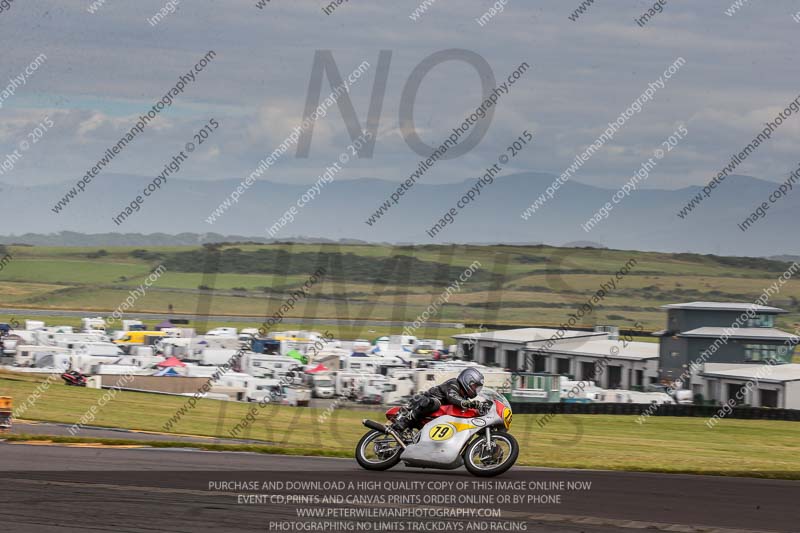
[307, 363, 329, 373]
[157, 356, 186, 368]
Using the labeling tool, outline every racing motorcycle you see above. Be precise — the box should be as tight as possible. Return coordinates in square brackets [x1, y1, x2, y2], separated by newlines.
[356, 388, 518, 477]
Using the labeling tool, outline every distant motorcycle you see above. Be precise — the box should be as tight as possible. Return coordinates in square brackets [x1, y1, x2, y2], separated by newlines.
[356, 388, 518, 477]
[61, 370, 87, 387]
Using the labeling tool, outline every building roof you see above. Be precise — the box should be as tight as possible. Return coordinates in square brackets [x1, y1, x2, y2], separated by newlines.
[700, 363, 800, 383]
[678, 327, 799, 341]
[660, 301, 787, 313]
[452, 327, 605, 344]
[534, 338, 659, 361]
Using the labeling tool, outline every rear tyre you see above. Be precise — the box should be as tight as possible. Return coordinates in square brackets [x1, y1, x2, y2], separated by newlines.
[463, 431, 519, 477]
[355, 430, 403, 471]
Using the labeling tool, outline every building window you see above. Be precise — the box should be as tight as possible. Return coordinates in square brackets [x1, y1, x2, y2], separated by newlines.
[556, 358, 571, 375]
[746, 314, 774, 328]
[744, 344, 792, 363]
[505, 349, 519, 371]
[759, 389, 778, 408]
[483, 347, 496, 366]
[461, 342, 474, 360]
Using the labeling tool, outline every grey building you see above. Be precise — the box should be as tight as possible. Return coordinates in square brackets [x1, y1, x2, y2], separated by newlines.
[656, 302, 797, 387]
[453, 328, 606, 372]
[699, 363, 800, 409]
[452, 328, 659, 389]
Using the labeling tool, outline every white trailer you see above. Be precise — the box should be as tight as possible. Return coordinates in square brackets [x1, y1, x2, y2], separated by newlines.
[281, 386, 311, 407]
[242, 353, 303, 379]
[70, 342, 124, 357]
[197, 348, 239, 366]
[81, 317, 107, 332]
[596, 389, 675, 404]
[383, 371, 416, 404]
[334, 372, 371, 399]
[14, 345, 70, 367]
[206, 327, 238, 337]
[39, 331, 108, 347]
[24, 320, 46, 331]
[342, 355, 407, 374]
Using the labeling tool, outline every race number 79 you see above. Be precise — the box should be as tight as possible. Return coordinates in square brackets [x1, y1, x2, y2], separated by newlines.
[429, 424, 454, 441]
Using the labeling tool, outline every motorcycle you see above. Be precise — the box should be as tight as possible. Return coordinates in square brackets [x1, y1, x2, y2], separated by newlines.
[356, 388, 518, 477]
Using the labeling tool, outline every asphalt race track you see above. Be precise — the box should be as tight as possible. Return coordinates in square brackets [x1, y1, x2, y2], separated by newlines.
[0, 441, 795, 533]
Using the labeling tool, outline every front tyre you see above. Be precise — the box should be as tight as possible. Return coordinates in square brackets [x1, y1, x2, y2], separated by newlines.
[463, 431, 519, 477]
[355, 430, 403, 471]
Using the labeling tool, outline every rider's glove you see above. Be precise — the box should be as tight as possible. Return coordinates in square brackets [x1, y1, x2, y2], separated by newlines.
[460, 398, 481, 409]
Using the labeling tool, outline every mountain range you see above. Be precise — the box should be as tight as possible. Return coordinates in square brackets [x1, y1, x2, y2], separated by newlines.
[0, 172, 796, 256]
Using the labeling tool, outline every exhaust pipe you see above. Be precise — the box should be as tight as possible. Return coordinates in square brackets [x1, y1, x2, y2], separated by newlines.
[362, 419, 406, 449]
[362, 419, 387, 433]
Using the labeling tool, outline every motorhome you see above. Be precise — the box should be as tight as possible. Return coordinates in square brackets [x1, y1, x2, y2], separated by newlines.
[378, 334, 418, 351]
[24, 320, 46, 331]
[199, 335, 241, 350]
[122, 320, 145, 331]
[360, 375, 388, 403]
[69, 342, 124, 357]
[310, 374, 335, 398]
[206, 327, 238, 337]
[92, 363, 150, 376]
[425, 364, 511, 391]
[560, 377, 603, 402]
[352, 339, 373, 354]
[81, 317, 106, 332]
[414, 339, 445, 353]
[250, 338, 283, 355]
[248, 379, 282, 403]
[117, 350, 165, 370]
[157, 337, 193, 358]
[342, 354, 407, 375]
[383, 371, 416, 404]
[209, 371, 271, 402]
[334, 372, 371, 399]
[13, 345, 70, 367]
[22, 350, 73, 371]
[159, 327, 192, 338]
[196, 348, 239, 366]
[244, 379, 311, 406]
[242, 353, 303, 379]
[596, 389, 675, 405]
[35, 331, 108, 347]
[282, 385, 311, 407]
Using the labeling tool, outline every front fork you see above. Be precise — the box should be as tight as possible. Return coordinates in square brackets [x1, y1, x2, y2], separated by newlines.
[484, 427, 495, 450]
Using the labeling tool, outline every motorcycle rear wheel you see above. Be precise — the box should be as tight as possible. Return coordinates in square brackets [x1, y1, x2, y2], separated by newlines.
[463, 431, 519, 477]
[355, 430, 403, 471]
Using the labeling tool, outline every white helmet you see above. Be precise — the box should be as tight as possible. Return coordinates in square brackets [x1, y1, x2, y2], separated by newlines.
[457, 367, 484, 398]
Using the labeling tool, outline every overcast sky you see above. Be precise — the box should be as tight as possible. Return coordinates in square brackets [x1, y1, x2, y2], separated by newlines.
[2, 0, 800, 191]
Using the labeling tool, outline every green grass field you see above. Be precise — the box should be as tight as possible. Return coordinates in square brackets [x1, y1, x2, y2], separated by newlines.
[1, 243, 799, 336]
[3, 372, 799, 479]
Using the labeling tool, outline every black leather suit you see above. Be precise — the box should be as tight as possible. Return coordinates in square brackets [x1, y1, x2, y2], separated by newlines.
[402, 378, 473, 426]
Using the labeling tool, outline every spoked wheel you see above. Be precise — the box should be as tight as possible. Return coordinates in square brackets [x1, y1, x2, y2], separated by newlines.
[355, 430, 403, 471]
[463, 431, 519, 477]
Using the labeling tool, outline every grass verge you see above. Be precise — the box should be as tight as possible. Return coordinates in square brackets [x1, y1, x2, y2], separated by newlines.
[2, 373, 800, 480]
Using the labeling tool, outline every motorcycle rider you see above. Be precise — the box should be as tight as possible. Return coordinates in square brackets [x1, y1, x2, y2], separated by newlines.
[390, 367, 486, 433]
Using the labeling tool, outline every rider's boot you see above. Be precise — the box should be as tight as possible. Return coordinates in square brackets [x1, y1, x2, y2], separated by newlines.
[389, 407, 416, 433]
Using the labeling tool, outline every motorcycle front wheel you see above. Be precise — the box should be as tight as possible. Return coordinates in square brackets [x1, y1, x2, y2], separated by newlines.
[463, 431, 519, 477]
[355, 430, 403, 471]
